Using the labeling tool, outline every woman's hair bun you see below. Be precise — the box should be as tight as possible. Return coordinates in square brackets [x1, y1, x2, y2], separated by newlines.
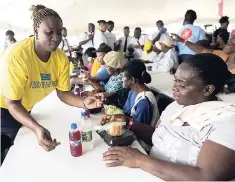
[29, 4, 46, 18]
[141, 71, 151, 84]
[30, 4, 46, 12]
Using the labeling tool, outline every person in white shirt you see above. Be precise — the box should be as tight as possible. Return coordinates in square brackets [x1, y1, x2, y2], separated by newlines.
[177, 10, 206, 63]
[93, 20, 108, 50]
[149, 20, 169, 44]
[105, 21, 116, 50]
[59, 27, 76, 58]
[147, 36, 178, 73]
[78, 23, 95, 66]
[130, 27, 148, 59]
[78, 23, 95, 53]
[117, 26, 132, 53]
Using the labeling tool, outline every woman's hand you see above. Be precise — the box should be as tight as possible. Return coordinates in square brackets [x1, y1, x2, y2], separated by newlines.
[171, 33, 184, 43]
[103, 146, 145, 168]
[94, 92, 112, 101]
[35, 126, 60, 151]
[84, 96, 103, 109]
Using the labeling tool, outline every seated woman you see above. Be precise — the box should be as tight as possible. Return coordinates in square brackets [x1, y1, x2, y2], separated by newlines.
[147, 37, 178, 73]
[172, 33, 235, 74]
[82, 51, 125, 98]
[122, 60, 159, 125]
[70, 44, 111, 85]
[102, 54, 235, 180]
[140, 40, 157, 63]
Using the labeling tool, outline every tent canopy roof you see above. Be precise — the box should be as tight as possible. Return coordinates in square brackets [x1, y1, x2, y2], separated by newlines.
[0, 0, 235, 35]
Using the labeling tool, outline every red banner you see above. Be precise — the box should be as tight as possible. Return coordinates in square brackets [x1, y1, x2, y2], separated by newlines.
[218, 0, 224, 16]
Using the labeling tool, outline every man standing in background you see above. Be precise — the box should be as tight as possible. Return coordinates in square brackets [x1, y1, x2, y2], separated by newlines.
[105, 21, 116, 50]
[78, 23, 95, 66]
[93, 20, 108, 49]
[177, 10, 206, 63]
[117, 26, 132, 53]
[130, 27, 148, 59]
[150, 20, 168, 44]
[59, 27, 76, 58]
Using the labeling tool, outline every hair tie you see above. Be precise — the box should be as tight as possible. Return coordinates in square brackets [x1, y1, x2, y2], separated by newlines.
[141, 71, 146, 78]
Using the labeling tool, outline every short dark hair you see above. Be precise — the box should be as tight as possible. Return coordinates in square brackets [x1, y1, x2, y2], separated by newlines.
[5, 30, 14, 37]
[124, 26, 130, 30]
[156, 20, 164, 26]
[85, 47, 96, 58]
[98, 20, 107, 24]
[88, 23, 95, 27]
[122, 59, 151, 84]
[135, 27, 141, 32]
[219, 16, 229, 24]
[185, 10, 197, 23]
[107, 21, 114, 25]
[63, 27, 67, 31]
[184, 53, 235, 97]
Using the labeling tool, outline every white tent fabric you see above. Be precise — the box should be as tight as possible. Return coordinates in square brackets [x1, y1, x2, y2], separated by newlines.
[0, 0, 235, 36]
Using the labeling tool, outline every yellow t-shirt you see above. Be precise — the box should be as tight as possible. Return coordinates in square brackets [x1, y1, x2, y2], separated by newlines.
[91, 59, 101, 76]
[0, 37, 70, 111]
[0, 51, 4, 60]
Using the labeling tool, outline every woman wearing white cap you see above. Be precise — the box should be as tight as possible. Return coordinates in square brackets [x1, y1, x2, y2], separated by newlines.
[82, 51, 125, 98]
[148, 36, 178, 73]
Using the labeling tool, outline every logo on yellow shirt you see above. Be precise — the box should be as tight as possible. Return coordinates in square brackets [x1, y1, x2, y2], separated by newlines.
[40, 73, 51, 80]
[29, 73, 56, 89]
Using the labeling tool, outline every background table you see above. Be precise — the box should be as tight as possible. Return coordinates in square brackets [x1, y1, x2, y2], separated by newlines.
[0, 91, 162, 182]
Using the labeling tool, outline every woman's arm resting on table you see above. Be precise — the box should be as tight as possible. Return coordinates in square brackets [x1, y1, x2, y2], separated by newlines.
[130, 121, 155, 145]
[5, 98, 59, 151]
[104, 140, 235, 181]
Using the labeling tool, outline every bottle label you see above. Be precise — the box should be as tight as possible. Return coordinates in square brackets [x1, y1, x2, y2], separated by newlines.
[70, 139, 82, 147]
[82, 131, 92, 143]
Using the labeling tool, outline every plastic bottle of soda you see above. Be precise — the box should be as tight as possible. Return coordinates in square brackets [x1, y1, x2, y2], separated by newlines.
[69, 123, 82, 157]
[74, 85, 81, 96]
[80, 111, 93, 152]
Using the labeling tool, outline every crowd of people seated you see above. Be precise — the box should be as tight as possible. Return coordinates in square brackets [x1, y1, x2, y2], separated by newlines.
[1, 4, 235, 181]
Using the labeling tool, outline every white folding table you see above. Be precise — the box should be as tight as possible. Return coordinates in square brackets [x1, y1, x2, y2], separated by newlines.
[0, 91, 163, 182]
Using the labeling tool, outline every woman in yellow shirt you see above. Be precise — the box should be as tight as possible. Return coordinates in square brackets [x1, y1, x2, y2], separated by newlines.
[91, 58, 101, 76]
[0, 5, 101, 152]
